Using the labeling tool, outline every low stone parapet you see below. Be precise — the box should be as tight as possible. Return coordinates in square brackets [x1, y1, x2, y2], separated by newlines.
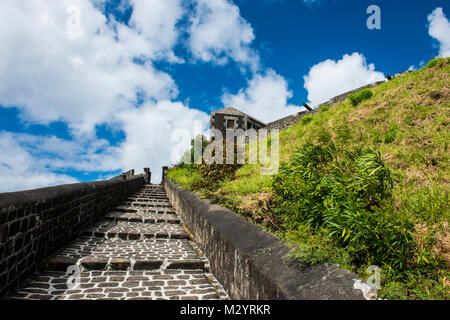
[164, 177, 366, 300]
[0, 174, 144, 296]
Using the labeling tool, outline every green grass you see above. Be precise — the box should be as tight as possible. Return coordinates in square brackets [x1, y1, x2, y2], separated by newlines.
[348, 88, 374, 106]
[168, 58, 450, 300]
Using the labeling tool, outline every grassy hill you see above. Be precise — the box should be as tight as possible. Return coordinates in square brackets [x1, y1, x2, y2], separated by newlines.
[168, 57, 450, 300]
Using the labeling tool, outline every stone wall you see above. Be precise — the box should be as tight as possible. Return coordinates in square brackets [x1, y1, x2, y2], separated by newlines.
[317, 80, 386, 108]
[0, 174, 145, 296]
[265, 110, 315, 131]
[164, 178, 366, 300]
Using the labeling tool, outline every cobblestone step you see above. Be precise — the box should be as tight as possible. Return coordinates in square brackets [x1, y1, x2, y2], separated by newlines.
[115, 203, 173, 211]
[134, 194, 168, 198]
[127, 196, 169, 201]
[105, 212, 180, 224]
[123, 202, 172, 208]
[82, 220, 189, 240]
[46, 237, 205, 270]
[5, 184, 227, 300]
[7, 270, 222, 300]
[111, 207, 176, 215]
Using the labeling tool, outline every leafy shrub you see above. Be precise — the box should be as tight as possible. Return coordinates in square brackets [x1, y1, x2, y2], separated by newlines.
[384, 124, 399, 144]
[171, 136, 242, 192]
[191, 141, 242, 191]
[272, 141, 415, 269]
[300, 115, 313, 125]
[320, 105, 330, 113]
[177, 135, 209, 166]
[425, 57, 449, 69]
[426, 58, 441, 69]
[317, 129, 332, 144]
[348, 89, 373, 106]
[335, 122, 351, 141]
[285, 225, 351, 266]
[373, 131, 382, 144]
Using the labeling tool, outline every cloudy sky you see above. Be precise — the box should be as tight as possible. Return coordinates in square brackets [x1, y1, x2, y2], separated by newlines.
[0, 0, 449, 191]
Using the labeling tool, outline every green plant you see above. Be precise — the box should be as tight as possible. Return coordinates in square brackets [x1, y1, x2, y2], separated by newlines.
[384, 124, 399, 144]
[192, 141, 242, 191]
[178, 135, 209, 166]
[348, 89, 373, 106]
[320, 105, 330, 113]
[167, 57, 450, 299]
[273, 141, 414, 269]
[285, 225, 351, 266]
[300, 115, 313, 125]
[403, 188, 450, 225]
[426, 58, 441, 69]
[373, 131, 382, 144]
[317, 129, 332, 144]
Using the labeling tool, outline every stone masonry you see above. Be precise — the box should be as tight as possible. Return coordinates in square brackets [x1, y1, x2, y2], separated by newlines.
[5, 184, 228, 300]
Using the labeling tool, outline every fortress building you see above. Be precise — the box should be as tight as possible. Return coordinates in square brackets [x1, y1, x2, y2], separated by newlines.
[210, 107, 266, 140]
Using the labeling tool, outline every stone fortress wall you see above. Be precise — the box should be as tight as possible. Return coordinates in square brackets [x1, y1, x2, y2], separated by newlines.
[0, 172, 146, 296]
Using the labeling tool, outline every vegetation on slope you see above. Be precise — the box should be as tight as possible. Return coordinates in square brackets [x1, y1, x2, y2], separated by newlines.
[168, 58, 450, 300]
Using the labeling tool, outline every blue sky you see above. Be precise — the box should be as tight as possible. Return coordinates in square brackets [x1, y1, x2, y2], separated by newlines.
[0, 0, 449, 191]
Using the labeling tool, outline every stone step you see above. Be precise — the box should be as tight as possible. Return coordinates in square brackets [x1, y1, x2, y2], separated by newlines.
[115, 204, 172, 212]
[136, 191, 165, 194]
[133, 195, 168, 199]
[46, 237, 206, 272]
[112, 207, 176, 215]
[105, 212, 180, 224]
[48, 256, 206, 272]
[121, 203, 173, 210]
[126, 198, 170, 203]
[82, 220, 189, 240]
[7, 270, 219, 300]
[136, 191, 167, 194]
[126, 200, 170, 205]
[129, 195, 169, 199]
[5, 183, 227, 301]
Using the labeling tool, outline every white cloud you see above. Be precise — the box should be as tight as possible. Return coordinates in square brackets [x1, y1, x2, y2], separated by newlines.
[15, 134, 122, 173]
[0, 0, 300, 191]
[303, 52, 385, 107]
[0, 0, 215, 190]
[118, 100, 209, 182]
[188, 0, 259, 71]
[222, 69, 303, 123]
[0, 0, 180, 135]
[128, 0, 185, 62]
[0, 132, 78, 192]
[427, 7, 450, 58]
[0, 131, 123, 174]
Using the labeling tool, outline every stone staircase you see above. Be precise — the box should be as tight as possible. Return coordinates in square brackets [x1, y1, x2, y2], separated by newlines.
[6, 184, 227, 300]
